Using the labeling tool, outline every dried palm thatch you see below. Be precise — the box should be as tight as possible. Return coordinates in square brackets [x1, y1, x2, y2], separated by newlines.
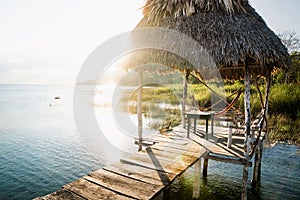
[129, 0, 290, 79]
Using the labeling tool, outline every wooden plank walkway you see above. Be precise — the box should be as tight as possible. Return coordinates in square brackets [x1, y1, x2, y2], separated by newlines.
[34, 125, 263, 200]
[34, 127, 208, 200]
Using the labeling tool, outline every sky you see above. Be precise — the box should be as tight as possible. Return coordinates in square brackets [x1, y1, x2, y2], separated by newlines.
[0, 0, 299, 85]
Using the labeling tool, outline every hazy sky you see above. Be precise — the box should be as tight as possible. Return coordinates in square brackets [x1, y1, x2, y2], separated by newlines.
[0, 0, 299, 84]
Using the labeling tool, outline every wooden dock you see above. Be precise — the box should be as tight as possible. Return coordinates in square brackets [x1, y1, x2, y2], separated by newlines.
[34, 124, 265, 200]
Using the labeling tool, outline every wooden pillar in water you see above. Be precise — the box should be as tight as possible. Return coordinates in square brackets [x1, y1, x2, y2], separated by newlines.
[259, 140, 263, 177]
[252, 140, 262, 186]
[137, 70, 143, 151]
[182, 71, 189, 128]
[242, 60, 251, 200]
[192, 158, 201, 199]
[252, 70, 270, 185]
[203, 157, 209, 177]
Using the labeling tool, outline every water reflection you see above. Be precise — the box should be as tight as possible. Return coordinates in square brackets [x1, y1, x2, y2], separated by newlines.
[161, 144, 300, 200]
[93, 84, 182, 137]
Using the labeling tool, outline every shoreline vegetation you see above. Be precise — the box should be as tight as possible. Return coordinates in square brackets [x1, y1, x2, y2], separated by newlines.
[128, 81, 300, 146]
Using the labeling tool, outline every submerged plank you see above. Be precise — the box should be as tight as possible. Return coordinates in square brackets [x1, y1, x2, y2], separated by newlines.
[63, 178, 134, 200]
[86, 169, 163, 200]
[103, 162, 177, 186]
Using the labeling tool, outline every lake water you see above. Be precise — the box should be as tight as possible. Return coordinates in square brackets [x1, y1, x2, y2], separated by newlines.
[0, 85, 299, 200]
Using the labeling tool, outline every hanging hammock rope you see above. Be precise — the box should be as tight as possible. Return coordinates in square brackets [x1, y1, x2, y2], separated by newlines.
[215, 88, 243, 116]
[191, 88, 243, 116]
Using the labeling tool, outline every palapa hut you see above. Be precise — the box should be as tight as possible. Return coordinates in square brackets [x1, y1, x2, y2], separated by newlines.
[127, 0, 290, 199]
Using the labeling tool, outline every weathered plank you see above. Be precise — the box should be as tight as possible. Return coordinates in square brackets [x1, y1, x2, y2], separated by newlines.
[103, 162, 176, 186]
[125, 151, 189, 171]
[157, 133, 191, 141]
[211, 143, 245, 159]
[121, 156, 183, 175]
[120, 148, 202, 177]
[145, 147, 199, 160]
[34, 189, 85, 200]
[188, 134, 218, 150]
[152, 140, 206, 155]
[142, 148, 199, 167]
[149, 134, 191, 145]
[35, 124, 262, 200]
[150, 144, 201, 158]
[63, 178, 134, 200]
[85, 169, 163, 200]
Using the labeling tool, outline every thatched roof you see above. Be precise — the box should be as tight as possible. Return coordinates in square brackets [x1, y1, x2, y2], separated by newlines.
[128, 0, 290, 79]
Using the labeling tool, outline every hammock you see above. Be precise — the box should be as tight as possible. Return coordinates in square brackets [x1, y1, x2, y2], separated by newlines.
[191, 88, 243, 116]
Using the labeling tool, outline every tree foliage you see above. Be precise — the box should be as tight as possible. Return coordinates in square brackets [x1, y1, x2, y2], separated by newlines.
[274, 31, 300, 84]
[278, 31, 300, 54]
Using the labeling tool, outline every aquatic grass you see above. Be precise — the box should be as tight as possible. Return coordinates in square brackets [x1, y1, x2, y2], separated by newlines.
[268, 114, 300, 145]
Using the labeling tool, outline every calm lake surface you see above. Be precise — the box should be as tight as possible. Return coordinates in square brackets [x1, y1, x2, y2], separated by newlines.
[0, 85, 299, 200]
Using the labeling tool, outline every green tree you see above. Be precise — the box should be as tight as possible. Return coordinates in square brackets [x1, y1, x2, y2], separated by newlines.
[274, 31, 300, 83]
[278, 31, 300, 54]
[289, 51, 300, 83]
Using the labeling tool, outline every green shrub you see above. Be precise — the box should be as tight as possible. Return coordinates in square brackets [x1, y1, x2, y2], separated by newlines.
[269, 84, 300, 119]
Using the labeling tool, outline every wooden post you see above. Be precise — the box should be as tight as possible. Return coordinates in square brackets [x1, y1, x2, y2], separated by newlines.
[258, 140, 263, 178]
[241, 164, 249, 200]
[137, 70, 143, 151]
[203, 157, 208, 177]
[227, 126, 232, 148]
[263, 71, 271, 130]
[244, 61, 251, 159]
[182, 71, 189, 128]
[252, 140, 262, 186]
[242, 60, 251, 200]
[251, 129, 255, 144]
[192, 158, 201, 199]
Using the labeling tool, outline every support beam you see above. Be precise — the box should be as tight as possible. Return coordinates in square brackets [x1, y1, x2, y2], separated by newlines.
[251, 140, 262, 186]
[263, 71, 272, 130]
[206, 154, 252, 167]
[258, 141, 263, 177]
[241, 164, 249, 200]
[254, 77, 264, 110]
[203, 157, 208, 177]
[242, 60, 251, 200]
[227, 126, 232, 148]
[182, 71, 189, 128]
[182, 76, 187, 128]
[244, 61, 251, 159]
[192, 158, 201, 199]
[137, 70, 143, 151]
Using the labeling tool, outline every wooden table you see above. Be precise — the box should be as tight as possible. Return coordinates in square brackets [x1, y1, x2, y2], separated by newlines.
[186, 111, 214, 139]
